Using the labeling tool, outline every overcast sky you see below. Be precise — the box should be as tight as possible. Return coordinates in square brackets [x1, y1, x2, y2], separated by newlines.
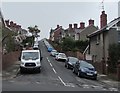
[1, 0, 120, 40]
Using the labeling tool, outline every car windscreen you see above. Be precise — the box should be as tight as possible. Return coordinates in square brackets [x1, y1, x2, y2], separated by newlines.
[22, 52, 39, 60]
[80, 61, 94, 68]
[59, 54, 66, 57]
[69, 57, 78, 63]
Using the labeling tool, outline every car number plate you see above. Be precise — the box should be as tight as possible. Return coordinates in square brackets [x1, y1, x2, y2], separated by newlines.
[87, 73, 93, 76]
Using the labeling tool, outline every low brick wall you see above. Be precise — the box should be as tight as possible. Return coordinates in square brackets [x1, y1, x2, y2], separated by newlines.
[2, 51, 21, 70]
[88, 61, 103, 74]
[65, 51, 84, 60]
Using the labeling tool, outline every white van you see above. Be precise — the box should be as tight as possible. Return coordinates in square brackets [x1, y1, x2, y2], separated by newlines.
[20, 50, 42, 73]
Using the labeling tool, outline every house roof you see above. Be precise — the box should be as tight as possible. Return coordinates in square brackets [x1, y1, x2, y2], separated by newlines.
[87, 17, 120, 38]
[73, 25, 98, 35]
[50, 26, 64, 33]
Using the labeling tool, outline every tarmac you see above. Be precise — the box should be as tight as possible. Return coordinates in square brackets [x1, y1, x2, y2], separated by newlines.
[1, 61, 120, 92]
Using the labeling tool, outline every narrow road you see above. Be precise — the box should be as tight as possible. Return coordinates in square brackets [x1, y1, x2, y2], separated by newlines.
[2, 40, 119, 92]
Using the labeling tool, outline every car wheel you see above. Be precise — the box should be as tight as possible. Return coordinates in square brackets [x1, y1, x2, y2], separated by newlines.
[20, 68, 24, 73]
[65, 64, 67, 67]
[66, 64, 69, 69]
[37, 67, 41, 73]
[93, 77, 97, 80]
[73, 68, 75, 73]
[77, 71, 80, 77]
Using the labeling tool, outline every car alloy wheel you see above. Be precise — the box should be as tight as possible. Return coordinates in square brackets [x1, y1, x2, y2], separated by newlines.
[66, 64, 69, 69]
[77, 71, 80, 77]
[73, 68, 75, 73]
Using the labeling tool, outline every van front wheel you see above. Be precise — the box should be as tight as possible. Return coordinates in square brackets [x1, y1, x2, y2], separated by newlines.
[37, 67, 41, 73]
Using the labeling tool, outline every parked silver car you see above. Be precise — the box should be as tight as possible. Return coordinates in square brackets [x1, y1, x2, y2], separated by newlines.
[55, 53, 67, 62]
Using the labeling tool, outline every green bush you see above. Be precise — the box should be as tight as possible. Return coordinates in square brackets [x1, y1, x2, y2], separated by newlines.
[2, 27, 16, 52]
[108, 43, 120, 68]
[60, 37, 88, 52]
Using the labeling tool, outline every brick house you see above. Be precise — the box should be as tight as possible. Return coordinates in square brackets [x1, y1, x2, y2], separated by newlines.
[49, 25, 64, 43]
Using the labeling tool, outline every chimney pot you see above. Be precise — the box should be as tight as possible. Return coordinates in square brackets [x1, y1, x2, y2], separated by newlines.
[80, 22, 85, 29]
[5, 20, 9, 27]
[69, 24, 72, 29]
[74, 23, 78, 29]
[10, 21, 14, 27]
[89, 19, 94, 26]
[57, 25, 59, 28]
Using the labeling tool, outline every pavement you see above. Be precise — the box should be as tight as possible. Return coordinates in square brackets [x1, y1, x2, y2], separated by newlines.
[1, 61, 120, 92]
[2, 61, 20, 80]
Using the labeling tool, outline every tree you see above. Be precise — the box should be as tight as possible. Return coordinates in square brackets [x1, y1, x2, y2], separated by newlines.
[27, 25, 40, 45]
[28, 25, 40, 37]
[61, 37, 75, 51]
[2, 27, 16, 52]
[75, 40, 89, 52]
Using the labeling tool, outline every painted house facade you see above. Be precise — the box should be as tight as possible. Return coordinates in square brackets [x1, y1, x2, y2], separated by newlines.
[87, 11, 120, 62]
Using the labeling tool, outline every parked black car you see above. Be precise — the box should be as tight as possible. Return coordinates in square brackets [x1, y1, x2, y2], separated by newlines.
[65, 57, 79, 69]
[73, 60, 97, 80]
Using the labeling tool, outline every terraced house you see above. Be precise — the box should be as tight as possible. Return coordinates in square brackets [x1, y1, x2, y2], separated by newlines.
[49, 19, 98, 43]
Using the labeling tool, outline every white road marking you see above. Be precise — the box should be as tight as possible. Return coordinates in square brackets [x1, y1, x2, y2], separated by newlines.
[52, 68, 57, 74]
[82, 84, 90, 88]
[58, 76, 66, 86]
[46, 57, 68, 87]
[65, 83, 75, 87]
[50, 63, 53, 67]
[46, 57, 50, 63]
[109, 88, 119, 91]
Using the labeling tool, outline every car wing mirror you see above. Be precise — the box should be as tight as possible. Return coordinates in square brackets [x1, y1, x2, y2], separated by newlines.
[18, 57, 21, 61]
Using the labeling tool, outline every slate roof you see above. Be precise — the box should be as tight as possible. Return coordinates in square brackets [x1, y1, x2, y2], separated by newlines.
[88, 17, 120, 38]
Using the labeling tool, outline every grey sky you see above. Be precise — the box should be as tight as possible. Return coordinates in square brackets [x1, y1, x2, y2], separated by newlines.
[1, 1, 119, 40]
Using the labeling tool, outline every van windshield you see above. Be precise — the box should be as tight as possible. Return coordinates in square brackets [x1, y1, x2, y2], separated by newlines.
[22, 52, 39, 60]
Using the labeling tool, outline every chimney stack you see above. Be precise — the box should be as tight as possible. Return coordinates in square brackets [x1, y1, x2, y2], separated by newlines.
[74, 23, 78, 29]
[57, 25, 59, 28]
[10, 21, 14, 27]
[5, 20, 9, 27]
[69, 24, 72, 29]
[80, 22, 85, 29]
[13, 23, 16, 27]
[89, 19, 94, 26]
[100, 11, 107, 28]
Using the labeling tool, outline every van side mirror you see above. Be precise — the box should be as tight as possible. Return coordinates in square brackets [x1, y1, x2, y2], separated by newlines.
[40, 57, 43, 61]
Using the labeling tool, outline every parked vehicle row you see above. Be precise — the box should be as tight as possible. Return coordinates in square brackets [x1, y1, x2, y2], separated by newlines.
[44, 40, 98, 80]
[43, 39, 53, 52]
[55, 53, 67, 61]
[65, 57, 79, 69]
[33, 40, 40, 50]
[50, 49, 58, 57]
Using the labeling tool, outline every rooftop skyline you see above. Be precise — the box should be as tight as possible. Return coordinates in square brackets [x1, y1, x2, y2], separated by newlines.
[1, 1, 119, 39]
